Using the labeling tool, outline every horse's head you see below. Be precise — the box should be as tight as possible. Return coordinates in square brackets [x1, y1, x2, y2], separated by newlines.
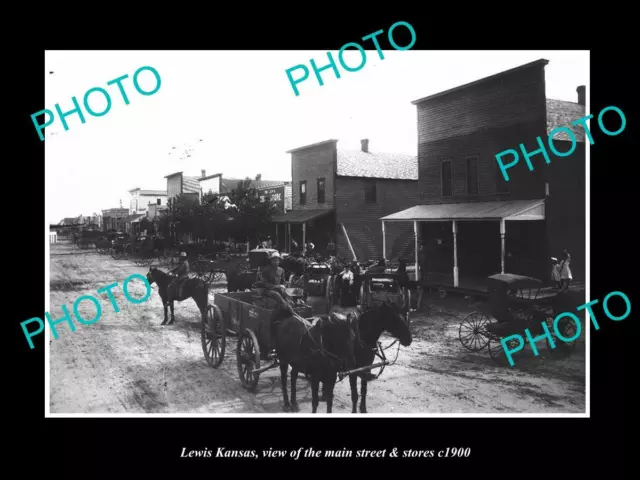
[147, 266, 159, 285]
[378, 300, 412, 347]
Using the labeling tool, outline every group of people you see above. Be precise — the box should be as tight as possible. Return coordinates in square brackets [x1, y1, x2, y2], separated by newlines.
[550, 250, 572, 290]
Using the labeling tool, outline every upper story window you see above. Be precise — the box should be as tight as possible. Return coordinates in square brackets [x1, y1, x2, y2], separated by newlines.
[317, 178, 325, 203]
[300, 181, 307, 205]
[157, 198, 162, 205]
[466, 156, 479, 195]
[442, 160, 452, 197]
[364, 182, 377, 203]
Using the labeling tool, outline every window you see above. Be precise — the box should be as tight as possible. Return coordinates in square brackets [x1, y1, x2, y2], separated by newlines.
[466, 156, 479, 194]
[441, 160, 452, 197]
[300, 181, 307, 205]
[157, 198, 161, 205]
[364, 182, 377, 203]
[317, 178, 325, 203]
[496, 162, 509, 193]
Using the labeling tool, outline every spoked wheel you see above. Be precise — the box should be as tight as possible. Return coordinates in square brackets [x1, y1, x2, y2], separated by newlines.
[545, 315, 578, 356]
[201, 305, 225, 368]
[488, 335, 522, 366]
[111, 248, 124, 260]
[237, 328, 261, 391]
[458, 312, 492, 351]
[404, 289, 412, 327]
[325, 276, 333, 309]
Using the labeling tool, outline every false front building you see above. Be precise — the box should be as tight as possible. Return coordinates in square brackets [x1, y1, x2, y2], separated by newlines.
[382, 58, 586, 291]
[277, 138, 420, 262]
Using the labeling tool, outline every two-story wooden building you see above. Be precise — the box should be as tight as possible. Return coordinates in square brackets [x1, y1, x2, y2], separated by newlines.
[164, 171, 201, 203]
[128, 188, 167, 214]
[276, 138, 420, 261]
[381, 59, 586, 291]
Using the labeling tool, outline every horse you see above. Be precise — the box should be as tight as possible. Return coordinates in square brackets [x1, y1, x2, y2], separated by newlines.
[280, 256, 306, 280]
[146, 267, 209, 325]
[348, 301, 412, 413]
[268, 305, 360, 413]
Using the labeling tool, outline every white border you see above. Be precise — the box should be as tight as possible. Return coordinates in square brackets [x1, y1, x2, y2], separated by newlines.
[44, 53, 590, 418]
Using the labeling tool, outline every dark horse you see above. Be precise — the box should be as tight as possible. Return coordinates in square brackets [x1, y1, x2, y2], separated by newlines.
[146, 267, 209, 325]
[349, 301, 412, 413]
[268, 306, 359, 413]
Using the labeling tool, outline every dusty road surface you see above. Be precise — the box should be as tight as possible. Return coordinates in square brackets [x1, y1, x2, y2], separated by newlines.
[49, 243, 586, 414]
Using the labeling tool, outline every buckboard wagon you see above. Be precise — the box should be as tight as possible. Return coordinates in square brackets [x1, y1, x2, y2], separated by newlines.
[201, 287, 384, 392]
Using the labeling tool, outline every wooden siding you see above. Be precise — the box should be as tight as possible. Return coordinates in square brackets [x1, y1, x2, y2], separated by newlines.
[418, 123, 548, 203]
[335, 177, 420, 261]
[545, 140, 586, 281]
[417, 66, 547, 144]
[291, 143, 336, 210]
[167, 175, 182, 200]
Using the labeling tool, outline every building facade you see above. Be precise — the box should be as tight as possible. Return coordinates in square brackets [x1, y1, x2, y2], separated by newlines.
[165, 171, 201, 203]
[278, 138, 419, 261]
[128, 188, 167, 214]
[382, 59, 586, 289]
[101, 208, 129, 232]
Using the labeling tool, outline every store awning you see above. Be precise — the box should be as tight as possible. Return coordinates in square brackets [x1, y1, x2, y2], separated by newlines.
[272, 209, 334, 224]
[380, 199, 545, 222]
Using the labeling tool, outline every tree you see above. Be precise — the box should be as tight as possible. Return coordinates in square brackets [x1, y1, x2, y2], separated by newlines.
[159, 179, 277, 245]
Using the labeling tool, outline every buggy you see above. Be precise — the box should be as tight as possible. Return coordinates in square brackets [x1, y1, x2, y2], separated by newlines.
[457, 274, 578, 365]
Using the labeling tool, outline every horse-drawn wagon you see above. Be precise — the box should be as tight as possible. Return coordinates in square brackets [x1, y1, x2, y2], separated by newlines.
[457, 273, 579, 365]
[205, 287, 313, 391]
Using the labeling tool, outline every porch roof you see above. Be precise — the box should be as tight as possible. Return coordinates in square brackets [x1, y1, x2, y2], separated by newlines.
[380, 199, 545, 222]
[272, 208, 334, 224]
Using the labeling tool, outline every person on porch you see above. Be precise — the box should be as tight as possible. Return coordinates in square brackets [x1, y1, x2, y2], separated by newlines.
[559, 250, 572, 290]
[550, 257, 561, 288]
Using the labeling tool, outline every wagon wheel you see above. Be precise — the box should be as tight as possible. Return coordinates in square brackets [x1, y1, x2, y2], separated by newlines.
[545, 315, 577, 356]
[201, 269, 214, 284]
[488, 335, 521, 366]
[237, 328, 261, 391]
[201, 305, 226, 368]
[325, 276, 333, 309]
[458, 312, 492, 351]
[211, 270, 225, 282]
[134, 254, 149, 267]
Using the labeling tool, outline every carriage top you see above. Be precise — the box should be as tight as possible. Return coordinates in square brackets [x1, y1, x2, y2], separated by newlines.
[486, 273, 542, 290]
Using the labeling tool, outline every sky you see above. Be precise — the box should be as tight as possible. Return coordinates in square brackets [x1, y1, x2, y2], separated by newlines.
[44, 50, 589, 224]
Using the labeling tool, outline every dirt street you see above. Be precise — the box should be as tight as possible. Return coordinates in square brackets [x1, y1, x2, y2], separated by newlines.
[48, 243, 586, 414]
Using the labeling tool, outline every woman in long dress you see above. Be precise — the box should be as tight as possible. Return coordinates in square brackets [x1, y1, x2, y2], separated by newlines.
[559, 250, 572, 290]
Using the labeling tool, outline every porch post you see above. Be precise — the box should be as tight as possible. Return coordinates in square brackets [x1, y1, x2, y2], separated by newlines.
[275, 223, 279, 250]
[382, 221, 387, 260]
[452, 220, 459, 288]
[413, 221, 419, 280]
[500, 219, 506, 274]
[302, 222, 306, 253]
[287, 222, 291, 252]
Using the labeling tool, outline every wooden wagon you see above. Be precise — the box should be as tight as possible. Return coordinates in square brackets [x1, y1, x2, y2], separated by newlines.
[202, 288, 313, 391]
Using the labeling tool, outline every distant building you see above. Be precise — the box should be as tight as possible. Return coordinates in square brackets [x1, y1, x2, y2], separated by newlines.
[101, 208, 129, 232]
[164, 171, 201, 203]
[128, 188, 167, 214]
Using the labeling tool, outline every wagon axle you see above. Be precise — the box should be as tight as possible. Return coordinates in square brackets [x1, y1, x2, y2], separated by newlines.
[337, 360, 389, 381]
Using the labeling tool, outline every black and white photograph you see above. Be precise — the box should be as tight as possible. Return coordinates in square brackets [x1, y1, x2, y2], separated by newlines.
[44, 50, 589, 416]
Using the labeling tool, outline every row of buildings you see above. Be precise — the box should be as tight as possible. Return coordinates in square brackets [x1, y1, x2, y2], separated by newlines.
[95, 173, 294, 242]
[61, 58, 585, 290]
[277, 58, 586, 288]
